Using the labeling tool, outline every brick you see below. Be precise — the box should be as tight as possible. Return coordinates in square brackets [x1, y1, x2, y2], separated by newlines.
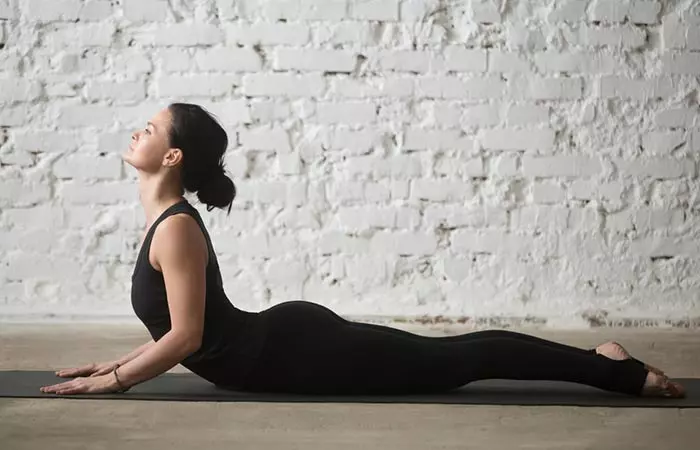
[57, 105, 115, 127]
[144, 24, 224, 46]
[114, 101, 165, 129]
[462, 104, 501, 127]
[249, 101, 291, 122]
[629, 1, 661, 24]
[374, 50, 441, 73]
[489, 50, 531, 72]
[532, 182, 566, 204]
[481, 129, 556, 151]
[522, 155, 603, 177]
[315, 102, 377, 124]
[533, 51, 621, 73]
[609, 207, 684, 234]
[273, 48, 357, 72]
[235, 181, 307, 206]
[334, 206, 396, 231]
[53, 154, 121, 180]
[506, 104, 550, 126]
[44, 23, 116, 48]
[225, 23, 310, 46]
[654, 108, 699, 128]
[316, 231, 368, 255]
[403, 129, 474, 151]
[195, 48, 263, 72]
[491, 153, 519, 176]
[423, 205, 507, 228]
[614, 158, 695, 179]
[24, 0, 80, 21]
[507, 24, 547, 51]
[84, 80, 146, 103]
[688, 26, 700, 50]
[123, 0, 168, 22]
[569, 180, 624, 203]
[276, 153, 302, 175]
[662, 53, 700, 74]
[548, 0, 588, 22]
[11, 131, 83, 153]
[416, 76, 507, 99]
[470, 0, 501, 23]
[316, 22, 376, 46]
[79, 0, 114, 21]
[518, 77, 584, 100]
[369, 231, 437, 256]
[58, 180, 134, 204]
[1, 204, 67, 230]
[0, 105, 30, 126]
[410, 179, 474, 202]
[349, 0, 398, 21]
[265, 258, 309, 284]
[239, 126, 291, 152]
[598, 76, 675, 99]
[206, 99, 252, 126]
[692, 130, 700, 152]
[589, 0, 630, 22]
[512, 206, 569, 231]
[153, 48, 192, 72]
[443, 47, 487, 72]
[577, 25, 647, 49]
[0, 0, 14, 19]
[430, 103, 462, 127]
[589, 0, 660, 25]
[341, 155, 423, 178]
[3, 254, 82, 281]
[156, 75, 236, 97]
[330, 76, 413, 98]
[452, 230, 527, 254]
[262, 0, 348, 21]
[641, 131, 687, 155]
[329, 128, 379, 153]
[661, 14, 686, 50]
[629, 236, 698, 258]
[243, 73, 326, 97]
[0, 79, 41, 103]
[434, 156, 485, 177]
[110, 50, 153, 74]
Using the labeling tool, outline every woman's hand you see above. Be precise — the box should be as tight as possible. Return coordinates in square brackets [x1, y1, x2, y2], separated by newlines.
[40, 373, 123, 395]
[55, 361, 121, 378]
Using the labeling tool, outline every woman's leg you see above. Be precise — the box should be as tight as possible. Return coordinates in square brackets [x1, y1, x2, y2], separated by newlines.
[350, 321, 597, 354]
[242, 301, 649, 396]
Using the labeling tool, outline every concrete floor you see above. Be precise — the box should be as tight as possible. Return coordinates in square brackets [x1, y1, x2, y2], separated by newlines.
[1, 324, 698, 450]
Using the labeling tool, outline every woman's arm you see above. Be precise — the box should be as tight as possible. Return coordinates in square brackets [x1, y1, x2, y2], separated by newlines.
[115, 339, 155, 365]
[112, 331, 199, 389]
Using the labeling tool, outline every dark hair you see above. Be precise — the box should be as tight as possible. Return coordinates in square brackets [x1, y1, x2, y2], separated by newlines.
[167, 103, 236, 215]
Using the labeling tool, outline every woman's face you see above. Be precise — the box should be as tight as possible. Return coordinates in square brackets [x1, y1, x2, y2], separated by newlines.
[122, 107, 182, 172]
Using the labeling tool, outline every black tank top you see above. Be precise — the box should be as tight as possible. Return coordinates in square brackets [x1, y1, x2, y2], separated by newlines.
[130, 199, 267, 388]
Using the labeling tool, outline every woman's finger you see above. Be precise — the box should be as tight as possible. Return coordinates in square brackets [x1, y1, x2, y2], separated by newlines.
[42, 379, 78, 393]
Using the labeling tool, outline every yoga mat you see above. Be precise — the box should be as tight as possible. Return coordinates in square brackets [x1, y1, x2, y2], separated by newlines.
[1, 371, 697, 408]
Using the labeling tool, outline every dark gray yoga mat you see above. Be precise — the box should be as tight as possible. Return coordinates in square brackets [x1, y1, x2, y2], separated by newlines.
[1, 371, 697, 408]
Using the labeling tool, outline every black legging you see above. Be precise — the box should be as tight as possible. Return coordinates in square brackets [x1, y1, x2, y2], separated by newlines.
[239, 301, 649, 396]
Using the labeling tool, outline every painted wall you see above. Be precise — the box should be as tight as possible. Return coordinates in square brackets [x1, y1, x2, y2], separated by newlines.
[1, 0, 699, 328]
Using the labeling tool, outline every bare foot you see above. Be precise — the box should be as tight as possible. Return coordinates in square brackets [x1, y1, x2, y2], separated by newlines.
[595, 341, 666, 377]
[641, 371, 686, 398]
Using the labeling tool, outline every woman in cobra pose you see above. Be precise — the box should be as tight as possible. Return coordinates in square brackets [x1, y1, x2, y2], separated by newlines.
[40, 104, 685, 399]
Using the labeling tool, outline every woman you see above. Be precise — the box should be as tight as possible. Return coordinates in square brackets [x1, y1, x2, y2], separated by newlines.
[40, 103, 685, 398]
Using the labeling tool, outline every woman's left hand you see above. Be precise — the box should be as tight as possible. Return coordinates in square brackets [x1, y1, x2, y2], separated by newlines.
[40, 373, 122, 395]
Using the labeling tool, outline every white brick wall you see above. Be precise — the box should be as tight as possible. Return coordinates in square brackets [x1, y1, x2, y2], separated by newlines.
[0, 0, 699, 328]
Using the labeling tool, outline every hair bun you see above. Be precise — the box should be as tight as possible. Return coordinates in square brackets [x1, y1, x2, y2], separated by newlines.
[196, 168, 236, 213]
